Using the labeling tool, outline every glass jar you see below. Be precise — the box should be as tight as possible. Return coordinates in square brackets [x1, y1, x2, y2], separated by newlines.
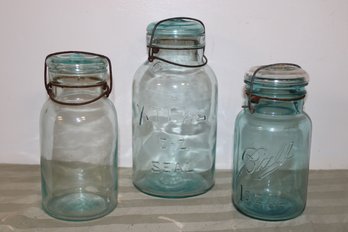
[40, 51, 118, 221]
[132, 18, 218, 198]
[232, 63, 312, 220]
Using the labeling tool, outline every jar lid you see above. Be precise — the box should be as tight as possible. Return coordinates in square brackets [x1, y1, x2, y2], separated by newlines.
[147, 18, 205, 37]
[46, 52, 108, 74]
[245, 64, 309, 87]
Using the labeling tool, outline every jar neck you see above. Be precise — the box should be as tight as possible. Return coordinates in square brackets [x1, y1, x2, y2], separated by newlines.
[51, 86, 105, 105]
[245, 85, 307, 115]
[48, 75, 107, 105]
[247, 99, 305, 116]
[150, 48, 204, 66]
[147, 36, 205, 66]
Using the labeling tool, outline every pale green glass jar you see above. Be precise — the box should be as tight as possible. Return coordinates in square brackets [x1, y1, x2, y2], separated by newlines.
[40, 51, 118, 221]
[233, 63, 312, 221]
[132, 18, 218, 198]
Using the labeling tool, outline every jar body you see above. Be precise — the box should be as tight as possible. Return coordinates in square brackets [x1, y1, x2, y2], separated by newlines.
[233, 100, 311, 220]
[40, 95, 118, 221]
[132, 61, 217, 197]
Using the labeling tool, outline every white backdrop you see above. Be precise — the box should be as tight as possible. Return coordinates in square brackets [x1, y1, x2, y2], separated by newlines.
[0, 0, 347, 169]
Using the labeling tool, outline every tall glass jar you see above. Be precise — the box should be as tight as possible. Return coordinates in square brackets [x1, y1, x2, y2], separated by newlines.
[40, 51, 118, 221]
[232, 63, 312, 221]
[132, 18, 218, 198]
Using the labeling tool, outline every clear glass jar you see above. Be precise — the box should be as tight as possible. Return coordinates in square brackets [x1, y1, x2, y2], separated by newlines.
[40, 51, 118, 221]
[232, 63, 312, 220]
[132, 18, 218, 198]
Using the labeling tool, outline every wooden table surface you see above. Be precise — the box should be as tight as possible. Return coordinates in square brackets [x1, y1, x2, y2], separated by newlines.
[0, 164, 347, 232]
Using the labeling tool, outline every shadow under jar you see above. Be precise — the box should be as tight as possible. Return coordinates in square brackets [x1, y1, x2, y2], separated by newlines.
[232, 63, 312, 221]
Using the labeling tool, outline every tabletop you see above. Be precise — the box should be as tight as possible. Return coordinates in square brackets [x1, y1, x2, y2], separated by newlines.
[0, 164, 347, 232]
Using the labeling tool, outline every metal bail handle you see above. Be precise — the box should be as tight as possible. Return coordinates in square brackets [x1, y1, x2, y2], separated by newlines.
[244, 63, 302, 114]
[44, 51, 113, 106]
[147, 17, 208, 68]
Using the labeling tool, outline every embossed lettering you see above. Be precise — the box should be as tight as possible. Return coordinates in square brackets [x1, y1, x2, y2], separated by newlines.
[151, 161, 193, 173]
[151, 161, 161, 173]
[158, 136, 189, 151]
[242, 142, 294, 179]
[174, 163, 183, 172]
[163, 162, 171, 172]
[137, 104, 207, 125]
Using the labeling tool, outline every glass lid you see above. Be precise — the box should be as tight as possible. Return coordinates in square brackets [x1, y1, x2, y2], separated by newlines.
[147, 18, 205, 37]
[46, 52, 108, 74]
[245, 64, 309, 87]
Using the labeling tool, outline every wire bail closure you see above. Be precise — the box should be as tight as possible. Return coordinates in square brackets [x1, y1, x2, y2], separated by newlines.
[44, 51, 113, 106]
[243, 63, 304, 114]
[147, 17, 208, 68]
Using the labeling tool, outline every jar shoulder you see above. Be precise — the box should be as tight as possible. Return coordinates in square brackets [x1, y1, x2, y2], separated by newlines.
[235, 109, 312, 130]
[40, 99, 118, 122]
[133, 62, 217, 87]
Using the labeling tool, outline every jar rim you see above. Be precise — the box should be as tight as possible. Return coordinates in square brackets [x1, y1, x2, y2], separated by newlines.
[146, 18, 205, 37]
[245, 64, 309, 87]
[46, 52, 108, 74]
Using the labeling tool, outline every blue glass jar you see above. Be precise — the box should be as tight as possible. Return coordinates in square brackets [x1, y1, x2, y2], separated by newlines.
[232, 63, 312, 220]
[132, 18, 218, 198]
[40, 51, 118, 221]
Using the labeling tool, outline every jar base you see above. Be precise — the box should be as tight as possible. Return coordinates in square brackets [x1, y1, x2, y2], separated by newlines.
[42, 192, 116, 221]
[133, 171, 214, 198]
[232, 195, 305, 221]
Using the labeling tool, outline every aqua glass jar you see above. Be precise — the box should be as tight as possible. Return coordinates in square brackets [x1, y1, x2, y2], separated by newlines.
[232, 63, 312, 221]
[132, 18, 218, 198]
[40, 51, 118, 221]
